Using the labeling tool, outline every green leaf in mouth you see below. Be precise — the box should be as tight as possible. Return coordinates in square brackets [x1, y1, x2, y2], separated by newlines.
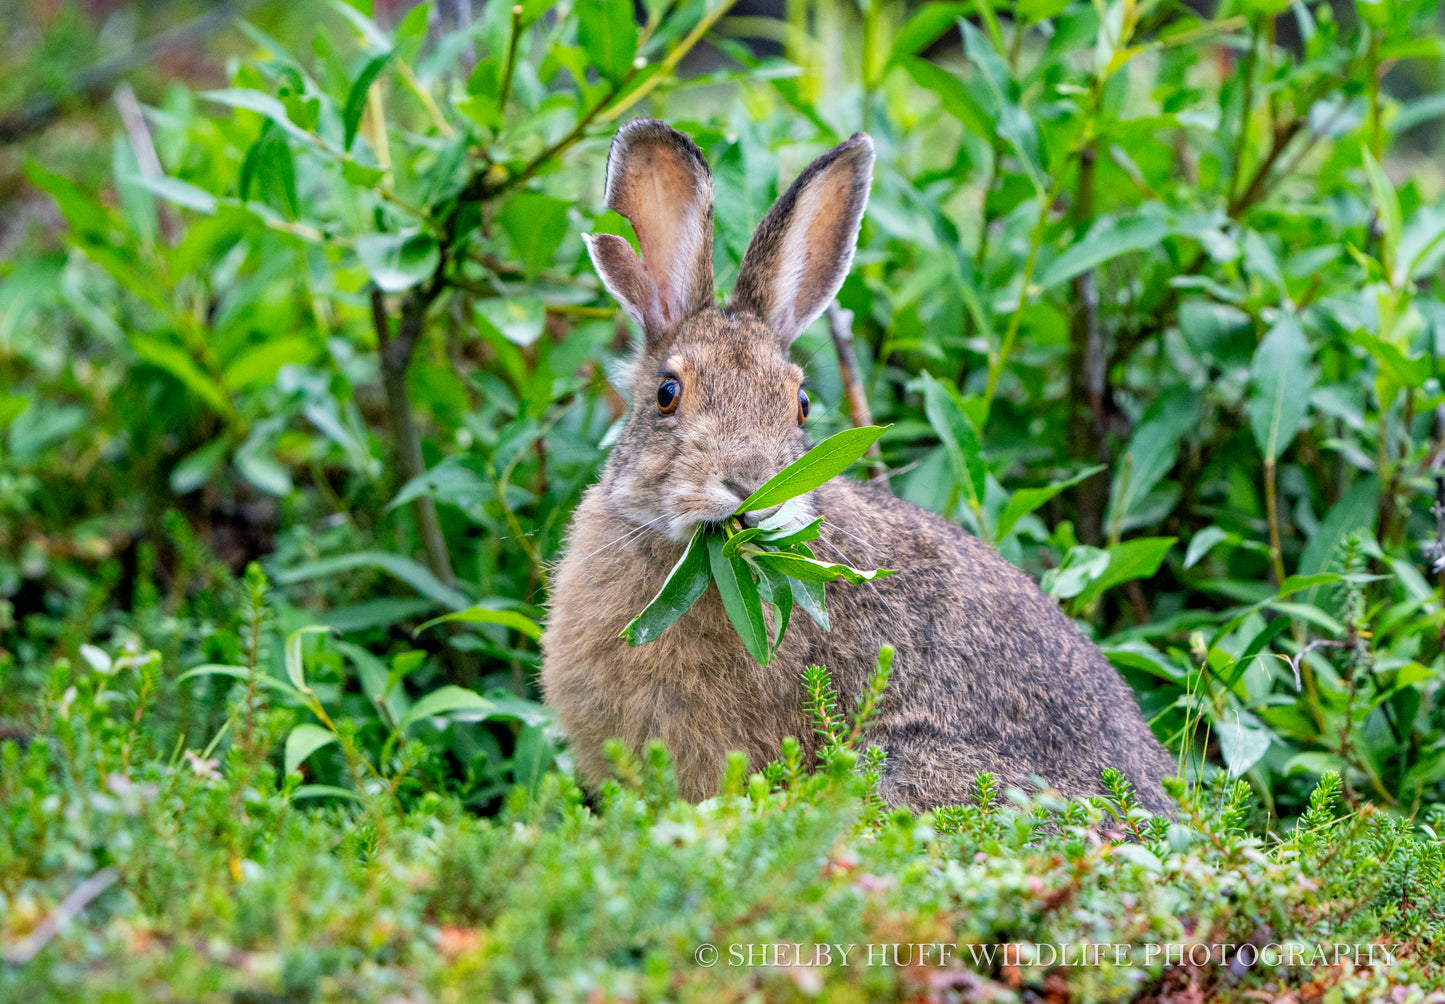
[618, 525, 712, 647]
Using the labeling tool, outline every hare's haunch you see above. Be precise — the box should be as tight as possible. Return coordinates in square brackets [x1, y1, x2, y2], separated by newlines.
[541, 119, 1175, 813]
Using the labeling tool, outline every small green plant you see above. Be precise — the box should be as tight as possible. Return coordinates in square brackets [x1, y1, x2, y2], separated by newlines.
[620, 425, 892, 664]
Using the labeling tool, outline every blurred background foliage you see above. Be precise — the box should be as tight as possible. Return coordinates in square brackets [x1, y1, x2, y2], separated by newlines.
[0, 0, 1443, 822]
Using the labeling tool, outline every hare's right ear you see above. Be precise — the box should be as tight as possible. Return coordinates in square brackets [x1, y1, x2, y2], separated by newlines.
[585, 119, 714, 346]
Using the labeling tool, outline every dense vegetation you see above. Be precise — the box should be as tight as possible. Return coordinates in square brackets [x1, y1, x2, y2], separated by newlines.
[2, 0, 1444, 998]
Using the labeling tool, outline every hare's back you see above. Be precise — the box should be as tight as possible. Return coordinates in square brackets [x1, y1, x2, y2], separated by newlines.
[814, 480, 1174, 808]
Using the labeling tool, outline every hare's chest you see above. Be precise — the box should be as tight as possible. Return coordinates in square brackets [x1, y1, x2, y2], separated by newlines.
[543, 517, 823, 794]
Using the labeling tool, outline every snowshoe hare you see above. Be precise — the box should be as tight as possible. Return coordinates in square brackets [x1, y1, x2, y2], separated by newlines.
[541, 119, 1175, 814]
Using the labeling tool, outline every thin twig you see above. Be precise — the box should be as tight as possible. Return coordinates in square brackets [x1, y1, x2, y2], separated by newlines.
[498, 5, 524, 113]
[825, 303, 887, 484]
[2, 867, 119, 965]
[1284, 639, 1348, 691]
[113, 82, 178, 245]
[1068, 137, 1109, 546]
[1264, 456, 1287, 586]
[371, 286, 456, 588]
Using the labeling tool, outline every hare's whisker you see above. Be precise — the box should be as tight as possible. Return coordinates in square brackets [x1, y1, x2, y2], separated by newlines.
[821, 519, 880, 558]
[815, 534, 898, 621]
[579, 514, 667, 561]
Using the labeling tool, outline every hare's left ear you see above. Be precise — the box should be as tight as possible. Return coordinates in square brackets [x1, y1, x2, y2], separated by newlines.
[730, 133, 873, 343]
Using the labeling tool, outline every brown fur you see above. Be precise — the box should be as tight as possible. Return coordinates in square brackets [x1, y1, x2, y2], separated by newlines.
[541, 121, 1175, 814]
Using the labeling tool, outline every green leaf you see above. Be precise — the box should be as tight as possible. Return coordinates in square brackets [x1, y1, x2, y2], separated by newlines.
[129, 335, 232, 417]
[0, 254, 63, 347]
[478, 689, 552, 727]
[1074, 537, 1176, 606]
[1216, 714, 1272, 777]
[275, 551, 472, 612]
[284, 724, 338, 775]
[389, 454, 489, 512]
[333, 640, 411, 724]
[722, 518, 823, 557]
[744, 548, 895, 585]
[284, 625, 333, 691]
[417, 605, 543, 640]
[707, 533, 770, 665]
[767, 600, 794, 658]
[170, 438, 229, 495]
[291, 784, 363, 802]
[1038, 211, 1175, 291]
[341, 158, 386, 187]
[1018, 0, 1068, 22]
[721, 526, 765, 557]
[475, 296, 547, 347]
[1183, 526, 1230, 569]
[576, 0, 637, 86]
[343, 50, 394, 150]
[791, 576, 829, 631]
[621, 525, 710, 644]
[115, 143, 159, 245]
[383, 650, 427, 706]
[737, 426, 889, 513]
[395, 2, 433, 48]
[1112, 843, 1163, 873]
[754, 517, 824, 549]
[26, 160, 113, 237]
[234, 444, 292, 496]
[1108, 391, 1198, 528]
[327, 0, 393, 51]
[122, 174, 218, 214]
[902, 58, 991, 140]
[201, 88, 318, 147]
[175, 664, 304, 700]
[1042, 545, 1110, 600]
[1277, 573, 1341, 597]
[1284, 751, 1348, 777]
[1355, 330, 1431, 392]
[356, 228, 440, 292]
[889, 3, 969, 62]
[920, 372, 985, 513]
[1247, 315, 1313, 462]
[497, 194, 570, 281]
[397, 685, 494, 733]
[757, 499, 804, 531]
[223, 336, 314, 390]
[768, 579, 793, 654]
[322, 599, 434, 635]
[1362, 146, 1402, 274]
[995, 465, 1105, 541]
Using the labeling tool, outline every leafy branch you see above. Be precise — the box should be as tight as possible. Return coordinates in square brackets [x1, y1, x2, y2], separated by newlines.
[620, 426, 892, 664]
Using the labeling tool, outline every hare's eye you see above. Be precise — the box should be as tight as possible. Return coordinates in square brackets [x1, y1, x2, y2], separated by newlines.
[797, 388, 810, 424]
[657, 378, 681, 415]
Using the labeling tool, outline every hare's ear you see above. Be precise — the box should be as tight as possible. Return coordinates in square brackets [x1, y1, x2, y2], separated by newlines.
[731, 133, 873, 343]
[585, 119, 714, 344]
